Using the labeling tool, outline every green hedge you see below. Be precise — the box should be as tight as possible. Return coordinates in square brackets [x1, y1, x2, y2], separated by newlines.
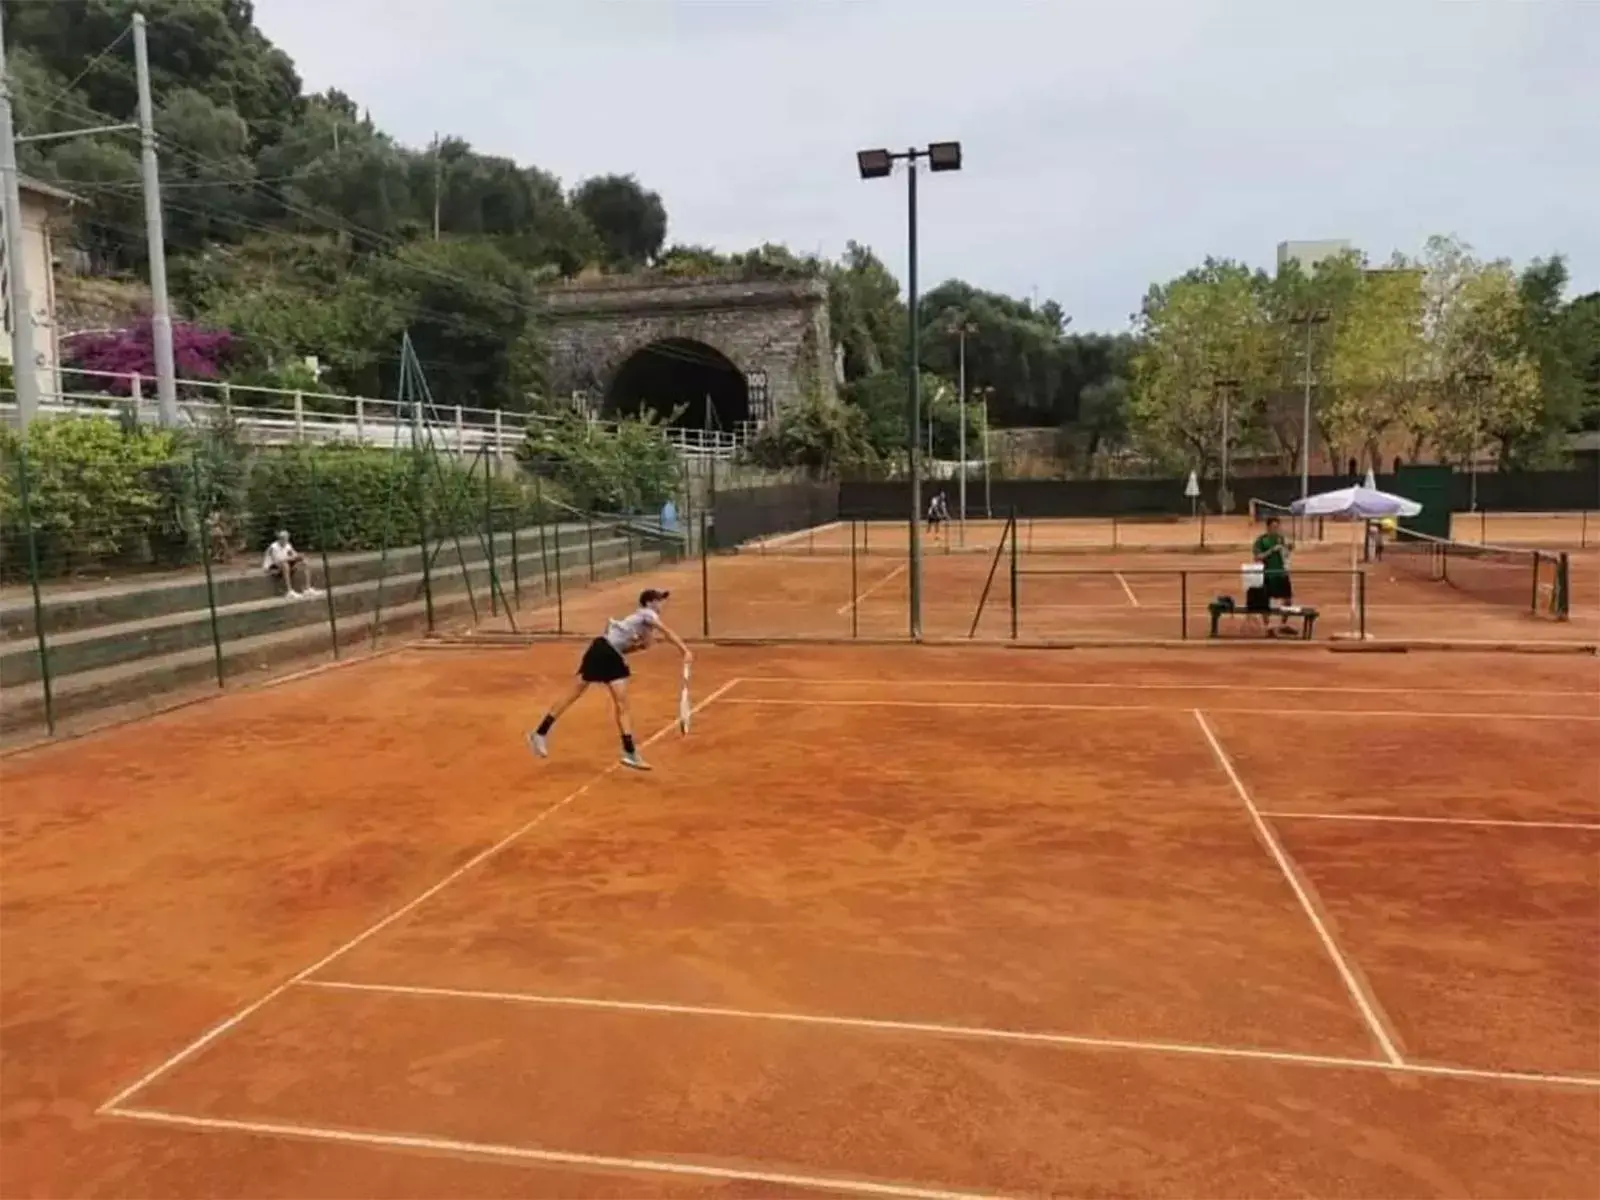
[245, 445, 542, 553]
[2, 419, 550, 581]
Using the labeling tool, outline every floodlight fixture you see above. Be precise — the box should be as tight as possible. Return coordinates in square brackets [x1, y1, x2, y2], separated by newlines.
[927, 141, 962, 172]
[856, 148, 893, 179]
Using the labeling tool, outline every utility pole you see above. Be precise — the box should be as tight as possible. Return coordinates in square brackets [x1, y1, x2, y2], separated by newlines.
[0, 1, 42, 427]
[132, 14, 177, 427]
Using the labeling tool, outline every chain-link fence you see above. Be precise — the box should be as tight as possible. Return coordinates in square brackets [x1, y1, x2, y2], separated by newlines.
[0, 433, 686, 745]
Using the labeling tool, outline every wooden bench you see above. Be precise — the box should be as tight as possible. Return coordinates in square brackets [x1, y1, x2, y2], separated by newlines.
[1208, 593, 1319, 640]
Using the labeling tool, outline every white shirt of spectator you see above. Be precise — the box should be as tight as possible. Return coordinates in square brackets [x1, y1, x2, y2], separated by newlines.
[603, 607, 661, 653]
[263, 537, 296, 572]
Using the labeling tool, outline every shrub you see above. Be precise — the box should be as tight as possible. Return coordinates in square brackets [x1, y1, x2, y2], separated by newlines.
[519, 411, 681, 512]
[245, 446, 542, 555]
[0, 416, 182, 577]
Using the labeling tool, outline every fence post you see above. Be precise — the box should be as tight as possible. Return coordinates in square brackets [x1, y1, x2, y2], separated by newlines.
[1358, 568, 1367, 639]
[701, 509, 711, 638]
[494, 409, 504, 460]
[293, 390, 305, 442]
[220, 381, 231, 414]
[415, 452, 436, 633]
[1009, 506, 1019, 640]
[355, 396, 365, 446]
[189, 453, 227, 687]
[586, 517, 596, 583]
[484, 464, 498, 619]
[510, 524, 522, 609]
[307, 454, 340, 659]
[16, 446, 57, 735]
[850, 517, 859, 638]
[553, 518, 565, 635]
[1199, 508, 1207, 550]
[1111, 516, 1119, 551]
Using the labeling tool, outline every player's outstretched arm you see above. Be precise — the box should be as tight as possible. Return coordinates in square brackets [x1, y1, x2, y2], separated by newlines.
[655, 619, 693, 662]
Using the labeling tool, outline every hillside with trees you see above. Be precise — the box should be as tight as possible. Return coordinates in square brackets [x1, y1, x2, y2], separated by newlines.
[3, 0, 1594, 484]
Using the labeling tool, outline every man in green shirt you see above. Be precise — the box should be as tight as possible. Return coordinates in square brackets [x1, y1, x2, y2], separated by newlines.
[1252, 517, 1295, 633]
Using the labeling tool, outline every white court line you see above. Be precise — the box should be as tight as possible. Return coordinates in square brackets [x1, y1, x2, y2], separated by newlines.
[717, 697, 1600, 722]
[730, 676, 1600, 699]
[1193, 710, 1403, 1066]
[294, 979, 1600, 1090]
[1262, 811, 1600, 832]
[95, 678, 748, 1114]
[837, 563, 910, 615]
[1114, 572, 1141, 607]
[757, 522, 842, 550]
[104, 1108, 996, 1200]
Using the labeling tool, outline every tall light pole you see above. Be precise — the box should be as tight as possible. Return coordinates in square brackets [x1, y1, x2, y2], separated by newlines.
[1214, 376, 1241, 514]
[1292, 309, 1330, 498]
[970, 385, 994, 517]
[1465, 370, 1491, 512]
[857, 141, 962, 640]
[947, 314, 977, 534]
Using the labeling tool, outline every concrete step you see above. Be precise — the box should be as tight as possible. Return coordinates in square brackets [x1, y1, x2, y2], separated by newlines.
[1, 537, 659, 688]
[0, 549, 666, 734]
[0, 519, 678, 642]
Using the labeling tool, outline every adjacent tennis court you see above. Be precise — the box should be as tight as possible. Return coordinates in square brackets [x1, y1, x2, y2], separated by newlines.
[2, 643, 1595, 1197]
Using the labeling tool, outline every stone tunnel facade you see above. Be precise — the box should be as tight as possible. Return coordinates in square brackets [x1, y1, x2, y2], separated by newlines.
[535, 275, 836, 424]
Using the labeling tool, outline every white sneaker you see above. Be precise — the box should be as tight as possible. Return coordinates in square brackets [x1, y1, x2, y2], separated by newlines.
[527, 731, 548, 758]
[621, 750, 651, 772]
[284, 590, 304, 602]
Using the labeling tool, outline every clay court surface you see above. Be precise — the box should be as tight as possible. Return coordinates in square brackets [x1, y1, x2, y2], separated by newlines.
[2, 641, 1597, 1198]
[519, 520, 1598, 646]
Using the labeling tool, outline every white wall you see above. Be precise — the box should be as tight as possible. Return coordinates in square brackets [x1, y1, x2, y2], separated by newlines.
[0, 188, 65, 402]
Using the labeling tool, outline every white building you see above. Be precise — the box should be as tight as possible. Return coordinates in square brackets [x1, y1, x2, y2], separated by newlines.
[1, 175, 80, 405]
[1276, 239, 1354, 277]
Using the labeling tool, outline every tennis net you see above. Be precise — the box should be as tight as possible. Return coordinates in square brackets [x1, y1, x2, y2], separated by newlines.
[1372, 528, 1569, 619]
[1249, 498, 1324, 542]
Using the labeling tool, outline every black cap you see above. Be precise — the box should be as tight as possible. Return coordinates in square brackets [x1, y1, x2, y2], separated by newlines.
[640, 588, 671, 606]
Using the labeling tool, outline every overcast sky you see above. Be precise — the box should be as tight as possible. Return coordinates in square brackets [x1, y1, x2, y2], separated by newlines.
[253, 0, 1598, 333]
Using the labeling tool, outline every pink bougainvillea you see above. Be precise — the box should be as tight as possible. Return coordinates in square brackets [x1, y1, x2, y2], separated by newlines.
[64, 318, 234, 395]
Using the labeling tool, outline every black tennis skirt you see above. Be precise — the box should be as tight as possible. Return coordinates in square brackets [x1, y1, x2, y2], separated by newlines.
[578, 637, 631, 684]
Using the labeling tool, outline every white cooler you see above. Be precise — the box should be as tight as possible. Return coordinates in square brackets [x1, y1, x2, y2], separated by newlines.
[1240, 563, 1265, 591]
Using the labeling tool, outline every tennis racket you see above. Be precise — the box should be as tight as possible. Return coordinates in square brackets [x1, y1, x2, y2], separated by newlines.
[677, 662, 693, 735]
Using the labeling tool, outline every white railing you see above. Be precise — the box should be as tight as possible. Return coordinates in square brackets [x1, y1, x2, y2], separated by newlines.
[0, 368, 753, 461]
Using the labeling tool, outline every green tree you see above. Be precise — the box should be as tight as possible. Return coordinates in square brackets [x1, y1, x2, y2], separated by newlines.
[742, 391, 878, 475]
[571, 174, 667, 270]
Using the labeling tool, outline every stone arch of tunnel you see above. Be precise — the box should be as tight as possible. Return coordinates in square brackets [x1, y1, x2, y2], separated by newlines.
[604, 338, 751, 431]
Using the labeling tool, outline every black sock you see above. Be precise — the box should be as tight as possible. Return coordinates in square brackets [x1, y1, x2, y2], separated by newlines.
[622, 734, 636, 754]
[536, 714, 555, 736]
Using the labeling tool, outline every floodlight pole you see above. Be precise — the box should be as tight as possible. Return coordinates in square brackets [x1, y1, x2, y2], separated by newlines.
[857, 140, 962, 640]
[0, 1, 41, 428]
[1294, 310, 1329, 499]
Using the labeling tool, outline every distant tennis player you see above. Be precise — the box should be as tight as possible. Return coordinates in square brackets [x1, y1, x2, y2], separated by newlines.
[927, 490, 950, 533]
[528, 588, 692, 771]
[1252, 516, 1295, 634]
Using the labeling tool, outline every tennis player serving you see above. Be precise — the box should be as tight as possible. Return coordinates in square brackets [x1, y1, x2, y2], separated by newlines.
[528, 588, 692, 772]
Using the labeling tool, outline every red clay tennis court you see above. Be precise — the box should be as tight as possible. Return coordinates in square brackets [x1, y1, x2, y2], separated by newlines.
[2, 642, 1596, 1198]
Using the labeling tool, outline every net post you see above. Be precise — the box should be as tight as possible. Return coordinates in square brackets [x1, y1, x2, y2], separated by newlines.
[186, 450, 228, 685]
[1199, 508, 1207, 550]
[306, 452, 340, 660]
[16, 444, 57, 735]
[1480, 509, 1487, 544]
[1358, 568, 1367, 639]
[850, 518, 859, 638]
[1009, 506, 1019, 640]
[1555, 552, 1570, 620]
[1529, 552, 1539, 615]
[1582, 510, 1589, 549]
[1180, 570, 1188, 639]
[700, 509, 710, 638]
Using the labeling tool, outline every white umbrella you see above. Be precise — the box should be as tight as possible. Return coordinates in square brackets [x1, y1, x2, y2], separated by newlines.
[1288, 485, 1423, 638]
[1290, 484, 1421, 521]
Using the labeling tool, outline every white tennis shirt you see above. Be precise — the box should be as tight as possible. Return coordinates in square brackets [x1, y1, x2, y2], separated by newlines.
[604, 607, 661, 653]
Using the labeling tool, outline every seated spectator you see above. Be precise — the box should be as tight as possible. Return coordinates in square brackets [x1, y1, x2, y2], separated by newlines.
[262, 530, 319, 600]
